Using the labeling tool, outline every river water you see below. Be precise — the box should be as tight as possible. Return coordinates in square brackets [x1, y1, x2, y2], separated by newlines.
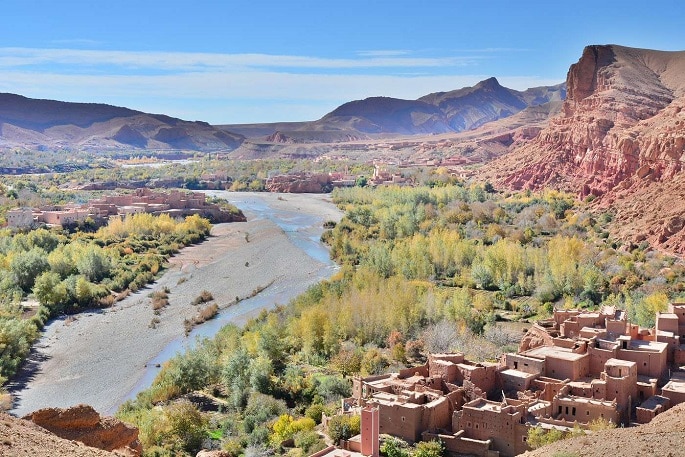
[117, 192, 340, 408]
[10, 192, 341, 416]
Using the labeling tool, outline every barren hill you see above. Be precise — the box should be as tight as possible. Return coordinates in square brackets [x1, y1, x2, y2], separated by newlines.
[0, 93, 244, 152]
[521, 402, 685, 457]
[483, 45, 685, 254]
[220, 79, 565, 142]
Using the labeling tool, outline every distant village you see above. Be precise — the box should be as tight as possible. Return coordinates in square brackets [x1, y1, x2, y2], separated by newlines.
[5, 188, 245, 229]
[318, 303, 685, 457]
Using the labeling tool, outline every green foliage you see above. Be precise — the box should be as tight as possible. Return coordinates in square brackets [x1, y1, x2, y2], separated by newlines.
[381, 436, 411, 457]
[526, 425, 568, 449]
[11, 247, 50, 292]
[327, 414, 360, 443]
[113, 183, 685, 456]
[414, 440, 445, 457]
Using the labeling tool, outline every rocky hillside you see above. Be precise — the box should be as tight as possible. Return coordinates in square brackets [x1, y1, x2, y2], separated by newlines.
[0, 404, 140, 457]
[0, 93, 244, 152]
[521, 402, 685, 457]
[483, 45, 685, 254]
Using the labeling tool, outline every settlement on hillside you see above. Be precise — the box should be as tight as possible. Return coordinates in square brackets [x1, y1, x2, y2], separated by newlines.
[327, 303, 685, 457]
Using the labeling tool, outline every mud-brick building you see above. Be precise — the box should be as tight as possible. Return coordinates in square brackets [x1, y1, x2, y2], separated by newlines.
[342, 304, 685, 457]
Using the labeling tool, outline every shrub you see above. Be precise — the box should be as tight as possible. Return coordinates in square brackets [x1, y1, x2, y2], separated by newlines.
[414, 440, 444, 457]
[192, 290, 214, 305]
[326, 414, 360, 443]
[381, 436, 411, 457]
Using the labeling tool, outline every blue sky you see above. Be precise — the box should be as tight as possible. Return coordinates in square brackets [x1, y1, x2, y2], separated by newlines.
[1, 0, 683, 124]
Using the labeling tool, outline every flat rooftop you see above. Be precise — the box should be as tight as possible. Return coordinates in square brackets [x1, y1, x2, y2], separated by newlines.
[638, 395, 669, 410]
[623, 340, 668, 352]
[523, 345, 587, 362]
[555, 395, 615, 406]
[466, 398, 508, 413]
[500, 369, 538, 379]
[663, 372, 685, 393]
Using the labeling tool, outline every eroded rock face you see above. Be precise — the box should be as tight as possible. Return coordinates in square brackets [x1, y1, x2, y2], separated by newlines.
[485, 44, 685, 253]
[24, 405, 142, 456]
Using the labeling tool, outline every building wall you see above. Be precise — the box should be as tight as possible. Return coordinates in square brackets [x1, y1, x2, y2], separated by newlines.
[552, 396, 619, 424]
[504, 354, 544, 375]
[587, 345, 617, 376]
[7, 208, 34, 228]
[375, 402, 424, 442]
[616, 345, 667, 379]
[457, 404, 521, 457]
[545, 354, 589, 381]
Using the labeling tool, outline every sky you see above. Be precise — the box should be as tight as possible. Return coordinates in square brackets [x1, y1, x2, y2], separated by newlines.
[0, 0, 683, 124]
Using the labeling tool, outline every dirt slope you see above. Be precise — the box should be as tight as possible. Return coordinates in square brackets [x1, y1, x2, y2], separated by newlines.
[0, 412, 117, 457]
[521, 402, 685, 457]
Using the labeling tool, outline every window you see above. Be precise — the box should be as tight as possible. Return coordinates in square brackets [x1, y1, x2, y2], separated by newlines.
[558, 406, 562, 415]
[565, 406, 569, 415]
[523, 436, 527, 442]
[572, 407, 576, 416]
[401, 417, 405, 422]
[587, 411, 590, 416]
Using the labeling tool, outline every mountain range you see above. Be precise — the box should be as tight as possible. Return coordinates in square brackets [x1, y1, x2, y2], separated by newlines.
[0, 93, 244, 152]
[1, 44, 684, 254]
[0, 78, 565, 153]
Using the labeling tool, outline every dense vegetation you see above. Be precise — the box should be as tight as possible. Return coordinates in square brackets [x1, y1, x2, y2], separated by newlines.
[117, 182, 685, 456]
[0, 213, 212, 385]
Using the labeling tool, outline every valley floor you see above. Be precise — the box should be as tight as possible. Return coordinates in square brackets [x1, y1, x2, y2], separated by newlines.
[8, 192, 341, 416]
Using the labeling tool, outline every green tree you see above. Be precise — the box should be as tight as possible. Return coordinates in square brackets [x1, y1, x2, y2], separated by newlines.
[75, 246, 112, 282]
[33, 271, 69, 312]
[11, 247, 50, 292]
[415, 440, 445, 457]
[326, 414, 360, 443]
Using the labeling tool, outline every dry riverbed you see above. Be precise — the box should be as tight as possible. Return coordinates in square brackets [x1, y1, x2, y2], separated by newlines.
[9, 192, 342, 416]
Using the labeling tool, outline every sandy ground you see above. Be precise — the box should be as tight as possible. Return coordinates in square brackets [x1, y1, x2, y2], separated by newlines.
[9, 192, 342, 417]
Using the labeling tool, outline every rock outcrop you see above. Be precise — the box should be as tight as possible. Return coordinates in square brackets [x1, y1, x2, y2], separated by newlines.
[484, 45, 685, 254]
[265, 173, 332, 193]
[23, 405, 142, 456]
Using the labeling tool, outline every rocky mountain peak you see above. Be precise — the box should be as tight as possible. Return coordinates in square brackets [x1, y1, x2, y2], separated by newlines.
[483, 44, 685, 254]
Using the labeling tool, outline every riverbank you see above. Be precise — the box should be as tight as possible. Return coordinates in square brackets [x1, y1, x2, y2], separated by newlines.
[9, 192, 342, 417]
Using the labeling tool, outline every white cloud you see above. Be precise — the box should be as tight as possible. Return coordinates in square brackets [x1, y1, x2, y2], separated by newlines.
[0, 47, 563, 123]
[0, 47, 478, 72]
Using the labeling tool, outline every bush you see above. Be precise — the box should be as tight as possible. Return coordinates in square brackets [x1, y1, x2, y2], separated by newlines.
[326, 414, 360, 443]
[414, 440, 444, 457]
[381, 436, 411, 457]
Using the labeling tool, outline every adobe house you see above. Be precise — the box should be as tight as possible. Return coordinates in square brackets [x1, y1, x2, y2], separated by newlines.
[338, 303, 685, 457]
[6, 207, 34, 228]
[636, 395, 670, 423]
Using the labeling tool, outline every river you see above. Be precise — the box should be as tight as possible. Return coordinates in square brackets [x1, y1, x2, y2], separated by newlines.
[9, 192, 341, 416]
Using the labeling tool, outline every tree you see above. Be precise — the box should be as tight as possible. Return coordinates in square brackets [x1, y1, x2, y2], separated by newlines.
[11, 247, 50, 292]
[75, 246, 112, 282]
[326, 414, 360, 443]
[33, 271, 69, 312]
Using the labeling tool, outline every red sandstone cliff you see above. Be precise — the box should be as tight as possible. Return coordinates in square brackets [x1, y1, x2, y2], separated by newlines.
[484, 45, 685, 254]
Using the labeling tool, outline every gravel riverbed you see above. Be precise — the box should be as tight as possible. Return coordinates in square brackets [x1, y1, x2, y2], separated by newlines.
[9, 192, 342, 416]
